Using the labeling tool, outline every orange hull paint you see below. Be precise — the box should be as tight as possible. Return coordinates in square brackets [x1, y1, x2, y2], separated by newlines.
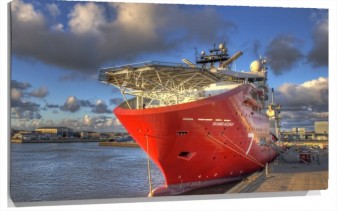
[114, 84, 278, 195]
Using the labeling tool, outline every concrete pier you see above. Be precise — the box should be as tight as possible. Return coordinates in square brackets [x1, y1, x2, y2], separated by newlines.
[98, 141, 139, 147]
[10, 138, 103, 143]
[227, 151, 328, 193]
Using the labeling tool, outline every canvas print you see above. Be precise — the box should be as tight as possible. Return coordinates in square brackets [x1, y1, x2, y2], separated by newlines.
[9, 0, 329, 206]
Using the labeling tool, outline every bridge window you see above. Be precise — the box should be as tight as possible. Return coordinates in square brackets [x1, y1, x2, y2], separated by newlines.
[248, 78, 255, 83]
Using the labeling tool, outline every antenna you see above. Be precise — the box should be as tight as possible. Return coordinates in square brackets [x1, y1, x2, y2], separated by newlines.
[194, 47, 198, 60]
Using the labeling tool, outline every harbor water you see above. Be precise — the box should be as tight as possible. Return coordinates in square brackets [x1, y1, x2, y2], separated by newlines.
[10, 142, 164, 202]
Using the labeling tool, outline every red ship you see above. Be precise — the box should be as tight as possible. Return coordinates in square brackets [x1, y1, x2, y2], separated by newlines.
[99, 43, 281, 196]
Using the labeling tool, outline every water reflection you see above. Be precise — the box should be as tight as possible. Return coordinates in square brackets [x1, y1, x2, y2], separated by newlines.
[10, 143, 164, 202]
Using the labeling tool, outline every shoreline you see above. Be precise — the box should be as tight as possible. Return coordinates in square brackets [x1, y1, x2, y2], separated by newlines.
[99, 141, 139, 147]
[10, 139, 139, 147]
[10, 138, 103, 144]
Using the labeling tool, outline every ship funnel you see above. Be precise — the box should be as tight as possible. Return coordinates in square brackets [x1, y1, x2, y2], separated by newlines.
[220, 51, 243, 68]
[182, 58, 197, 68]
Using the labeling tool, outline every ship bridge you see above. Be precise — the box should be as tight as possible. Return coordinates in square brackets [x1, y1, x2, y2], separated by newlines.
[99, 61, 220, 108]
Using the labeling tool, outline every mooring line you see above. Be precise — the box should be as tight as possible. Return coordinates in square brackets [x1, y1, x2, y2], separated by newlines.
[145, 134, 153, 197]
[221, 133, 264, 167]
[207, 134, 265, 168]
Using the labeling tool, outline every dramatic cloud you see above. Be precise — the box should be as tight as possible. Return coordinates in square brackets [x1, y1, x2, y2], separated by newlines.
[11, 1, 236, 75]
[82, 114, 122, 132]
[51, 23, 64, 32]
[11, 101, 41, 120]
[44, 103, 60, 114]
[91, 100, 112, 114]
[280, 111, 328, 131]
[46, 3, 61, 18]
[11, 0, 100, 72]
[274, 77, 328, 130]
[109, 98, 123, 105]
[28, 86, 49, 98]
[46, 103, 59, 109]
[10, 80, 52, 121]
[263, 12, 328, 74]
[60, 96, 81, 113]
[58, 72, 91, 81]
[11, 88, 23, 102]
[80, 100, 95, 108]
[11, 0, 44, 24]
[275, 77, 328, 111]
[92, 115, 121, 129]
[11, 79, 31, 90]
[59, 118, 81, 129]
[265, 35, 304, 75]
[10, 79, 121, 131]
[60, 96, 109, 113]
[83, 114, 92, 126]
[68, 2, 107, 35]
[10, 79, 43, 120]
[11, 80, 48, 104]
[307, 15, 328, 67]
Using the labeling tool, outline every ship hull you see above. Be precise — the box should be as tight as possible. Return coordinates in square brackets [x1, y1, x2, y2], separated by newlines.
[114, 84, 278, 196]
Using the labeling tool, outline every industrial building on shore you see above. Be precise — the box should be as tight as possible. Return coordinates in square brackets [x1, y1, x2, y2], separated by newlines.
[11, 121, 328, 144]
[11, 126, 121, 142]
[280, 121, 328, 141]
[35, 126, 74, 138]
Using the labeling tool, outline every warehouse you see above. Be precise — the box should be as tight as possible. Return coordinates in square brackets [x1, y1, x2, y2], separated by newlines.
[35, 126, 73, 138]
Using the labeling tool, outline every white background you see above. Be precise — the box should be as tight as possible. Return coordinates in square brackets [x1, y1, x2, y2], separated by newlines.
[1, 0, 336, 210]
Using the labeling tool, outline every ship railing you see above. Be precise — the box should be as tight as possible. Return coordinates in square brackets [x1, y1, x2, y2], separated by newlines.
[98, 61, 204, 84]
[100, 61, 198, 72]
[232, 79, 246, 84]
[117, 80, 242, 110]
[216, 80, 246, 86]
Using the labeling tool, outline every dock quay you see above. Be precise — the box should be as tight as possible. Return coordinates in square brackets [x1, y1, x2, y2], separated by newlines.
[99, 141, 139, 147]
[226, 150, 328, 194]
[10, 138, 103, 143]
[282, 140, 328, 150]
[183, 149, 328, 196]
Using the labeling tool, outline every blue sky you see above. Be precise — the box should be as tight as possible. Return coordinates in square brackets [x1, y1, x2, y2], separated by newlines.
[9, 0, 329, 132]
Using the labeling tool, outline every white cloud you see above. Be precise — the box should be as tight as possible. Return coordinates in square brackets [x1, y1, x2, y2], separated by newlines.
[68, 2, 106, 35]
[81, 115, 121, 132]
[106, 118, 113, 127]
[12, 2, 236, 73]
[46, 3, 61, 18]
[29, 86, 49, 98]
[109, 3, 159, 38]
[11, 0, 44, 24]
[31, 119, 43, 128]
[60, 96, 81, 112]
[11, 88, 22, 101]
[51, 23, 64, 32]
[59, 118, 80, 128]
[91, 99, 111, 114]
[10, 80, 42, 120]
[275, 77, 328, 130]
[277, 77, 328, 107]
[83, 114, 92, 126]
